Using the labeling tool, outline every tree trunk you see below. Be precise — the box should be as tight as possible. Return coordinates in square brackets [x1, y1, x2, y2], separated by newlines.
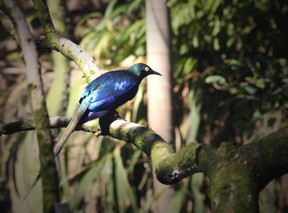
[146, 0, 174, 212]
[3, 0, 60, 212]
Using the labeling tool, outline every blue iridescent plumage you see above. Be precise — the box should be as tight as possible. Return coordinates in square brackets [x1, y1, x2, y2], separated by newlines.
[78, 70, 139, 121]
[54, 63, 161, 157]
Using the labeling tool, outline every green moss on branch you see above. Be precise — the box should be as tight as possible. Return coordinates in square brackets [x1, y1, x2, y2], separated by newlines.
[108, 119, 202, 184]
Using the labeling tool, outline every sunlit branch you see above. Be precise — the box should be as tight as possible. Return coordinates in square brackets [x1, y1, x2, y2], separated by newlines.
[0, 116, 204, 184]
[32, 0, 101, 83]
[0, 117, 97, 135]
[1, 116, 288, 195]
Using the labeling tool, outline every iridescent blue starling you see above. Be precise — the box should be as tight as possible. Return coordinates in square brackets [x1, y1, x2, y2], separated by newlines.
[24, 63, 160, 200]
[54, 63, 161, 157]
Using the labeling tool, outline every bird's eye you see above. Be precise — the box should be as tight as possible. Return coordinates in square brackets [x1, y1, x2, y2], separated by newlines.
[144, 67, 150, 71]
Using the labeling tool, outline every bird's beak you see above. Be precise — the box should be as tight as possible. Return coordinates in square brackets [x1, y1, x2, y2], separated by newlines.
[150, 70, 162, 76]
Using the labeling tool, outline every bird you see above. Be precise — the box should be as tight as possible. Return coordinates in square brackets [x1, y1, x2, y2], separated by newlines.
[53, 63, 161, 158]
[24, 63, 161, 200]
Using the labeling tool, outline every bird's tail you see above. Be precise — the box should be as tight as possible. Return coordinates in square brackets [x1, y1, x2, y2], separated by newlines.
[24, 104, 89, 201]
[23, 170, 42, 201]
[54, 104, 89, 158]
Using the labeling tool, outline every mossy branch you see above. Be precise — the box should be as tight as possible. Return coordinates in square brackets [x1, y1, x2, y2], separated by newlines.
[32, 0, 101, 82]
[0, 116, 97, 135]
[0, 115, 204, 184]
[238, 128, 288, 189]
[107, 119, 205, 183]
[3, 116, 287, 189]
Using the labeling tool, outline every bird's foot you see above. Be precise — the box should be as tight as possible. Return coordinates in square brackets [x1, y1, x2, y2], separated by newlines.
[99, 110, 121, 135]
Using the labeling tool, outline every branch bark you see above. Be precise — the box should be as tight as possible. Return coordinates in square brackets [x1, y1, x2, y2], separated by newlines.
[0, 117, 97, 135]
[0, 116, 204, 184]
[32, 0, 101, 82]
[99, 120, 288, 213]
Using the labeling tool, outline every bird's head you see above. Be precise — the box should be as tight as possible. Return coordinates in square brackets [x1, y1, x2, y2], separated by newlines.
[128, 63, 162, 79]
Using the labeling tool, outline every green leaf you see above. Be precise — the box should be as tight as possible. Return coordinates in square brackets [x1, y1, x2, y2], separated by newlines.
[185, 89, 202, 143]
[114, 147, 138, 212]
[255, 78, 265, 89]
[127, 150, 142, 174]
[104, 0, 117, 19]
[168, 188, 186, 213]
[244, 85, 257, 95]
[132, 84, 145, 122]
[205, 75, 227, 86]
[75, 12, 102, 33]
[70, 157, 106, 210]
[191, 173, 205, 213]
[183, 57, 197, 76]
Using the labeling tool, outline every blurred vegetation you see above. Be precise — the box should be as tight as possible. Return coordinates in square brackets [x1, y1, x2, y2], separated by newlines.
[0, 0, 288, 212]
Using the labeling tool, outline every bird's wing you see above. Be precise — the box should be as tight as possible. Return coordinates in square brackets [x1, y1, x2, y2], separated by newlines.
[81, 74, 138, 111]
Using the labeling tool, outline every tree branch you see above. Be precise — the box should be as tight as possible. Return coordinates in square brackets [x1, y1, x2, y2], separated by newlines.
[202, 129, 288, 213]
[32, 0, 101, 82]
[0, 117, 97, 135]
[239, 127, 288, 189]
[107, 119, 204, 183]
[0, 115, 209, 184]
[0, 115, 203, 183]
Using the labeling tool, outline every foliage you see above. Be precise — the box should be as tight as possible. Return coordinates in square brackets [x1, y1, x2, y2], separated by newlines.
[77, 0, 146, 68]
[169, 0, 288, 144]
